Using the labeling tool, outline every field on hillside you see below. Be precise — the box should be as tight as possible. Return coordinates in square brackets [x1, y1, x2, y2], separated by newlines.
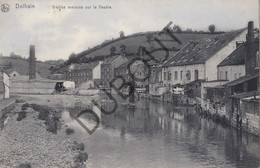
[0, 57, 52, 78]
[77, 33, 216, 59]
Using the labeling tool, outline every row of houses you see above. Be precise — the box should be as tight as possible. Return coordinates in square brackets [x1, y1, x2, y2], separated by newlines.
[147, 21, 259, 134]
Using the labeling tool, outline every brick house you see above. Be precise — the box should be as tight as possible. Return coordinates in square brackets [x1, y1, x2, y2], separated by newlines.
[65, 61, 101, 85]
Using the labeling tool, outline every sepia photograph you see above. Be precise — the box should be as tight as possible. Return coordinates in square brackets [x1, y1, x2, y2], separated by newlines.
[0, 0, 259, 167]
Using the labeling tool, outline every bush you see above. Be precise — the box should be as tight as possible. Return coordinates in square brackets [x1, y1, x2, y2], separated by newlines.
[15, 99, 25, 103]
[17, 111, 26, 121]
[72, 142, 85, 151]
[21, 103, 30, 110]
[31, 104, 50, 120]
[46, 117, 58, 134]
[22, 103, 30, 108]
[66, 128, 75, 135]
[74, 152, 88, 164]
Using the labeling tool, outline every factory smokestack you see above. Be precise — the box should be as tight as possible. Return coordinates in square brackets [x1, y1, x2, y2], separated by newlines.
[29, 45, 36, 80]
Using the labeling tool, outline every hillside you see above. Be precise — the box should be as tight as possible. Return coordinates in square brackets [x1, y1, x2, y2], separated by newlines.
[74, 32, 217, 63]
[0, 57, 52, 78]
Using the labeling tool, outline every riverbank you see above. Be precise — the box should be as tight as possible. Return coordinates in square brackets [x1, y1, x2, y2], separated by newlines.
[0, 99, 88, 168]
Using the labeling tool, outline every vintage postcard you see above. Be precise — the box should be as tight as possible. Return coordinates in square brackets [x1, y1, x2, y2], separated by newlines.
[0, 0, 259, 167]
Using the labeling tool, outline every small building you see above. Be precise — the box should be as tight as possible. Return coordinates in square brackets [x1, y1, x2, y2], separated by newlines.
[184, 79, 205, 98]
[149, 82, 168, 96]
[201, 80, 228, 110]
[5, 69, 20, 79]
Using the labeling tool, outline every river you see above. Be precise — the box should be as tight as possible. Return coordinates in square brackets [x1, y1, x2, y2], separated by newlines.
[61, 98, 260, 168]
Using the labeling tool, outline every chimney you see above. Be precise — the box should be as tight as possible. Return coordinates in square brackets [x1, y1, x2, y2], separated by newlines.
[29, 45, 36, 80]
[245, 21, 257, 75]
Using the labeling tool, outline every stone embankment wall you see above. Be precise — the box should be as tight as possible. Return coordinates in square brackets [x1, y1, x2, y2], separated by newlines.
[11, 82, 55, 94]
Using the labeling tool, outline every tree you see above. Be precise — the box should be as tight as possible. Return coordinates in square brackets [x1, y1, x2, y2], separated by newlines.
[186, 28, 193, 33]
[146, 33, 153, 41]
[110, 46, 116, 55]
[67, 53, 77, 64]
[120, 45, 126, 55]
[172, 24, 182, 33]
[119, 31, 125, 38]
[208, 24, 215, 34]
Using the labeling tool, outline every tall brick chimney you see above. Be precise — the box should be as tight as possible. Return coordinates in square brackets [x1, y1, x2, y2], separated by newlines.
[245, 21, 258, 75]
[29, 45, 36, 80]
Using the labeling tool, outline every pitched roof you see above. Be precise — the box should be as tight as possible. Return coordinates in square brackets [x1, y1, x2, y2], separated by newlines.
[70, 62, 99, 71]
[163, 28, 246, 67]
[144, 50, 178, 66]
[224, 73, 258, 87]
[218, 43, 245, 67]
[4, 68, 16, 75]
[115, 62, 128, 69]
[78, 62, 99, 70]
[103, 55, 122, 64]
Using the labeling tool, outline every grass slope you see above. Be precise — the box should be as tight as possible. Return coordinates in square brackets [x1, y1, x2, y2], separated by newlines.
[0, 57, 52, 78]
[76, 32, 216, 61]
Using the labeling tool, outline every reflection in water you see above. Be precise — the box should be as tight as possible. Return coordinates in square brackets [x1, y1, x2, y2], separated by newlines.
[62, 99, 260, 168]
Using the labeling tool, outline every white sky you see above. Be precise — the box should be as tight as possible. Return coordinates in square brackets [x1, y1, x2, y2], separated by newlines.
[0, 0, 259, 61]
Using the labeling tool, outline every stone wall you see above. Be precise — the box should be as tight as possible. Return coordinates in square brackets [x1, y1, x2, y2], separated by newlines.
[10, 81, 56, 94]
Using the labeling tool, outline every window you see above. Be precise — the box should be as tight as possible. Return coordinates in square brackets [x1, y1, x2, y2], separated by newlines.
[186, 70, 191, 80]
[13, 74, 16, 77]
[174, 71, 178, 80]
[239, 73, 241, 78]
[194, 70, 199, 80]
[225, 71, 228, 80]
[220, 71, 223, 80]
[234, 73, 237, 80]
[180, 71, 183, 80]
[164, 72, 167, 80]
[168, 72, 171, 81]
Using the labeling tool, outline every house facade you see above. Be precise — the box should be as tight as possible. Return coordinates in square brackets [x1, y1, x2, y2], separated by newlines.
[162, 28, 247, 90]
[101, 54, 128, 88]
[217, 43, 246, 81]
[212, 21, 259, 134]
[65, 62, 100, 84]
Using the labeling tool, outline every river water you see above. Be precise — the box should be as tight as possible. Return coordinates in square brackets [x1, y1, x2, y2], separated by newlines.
[61, 98, 260, 168]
